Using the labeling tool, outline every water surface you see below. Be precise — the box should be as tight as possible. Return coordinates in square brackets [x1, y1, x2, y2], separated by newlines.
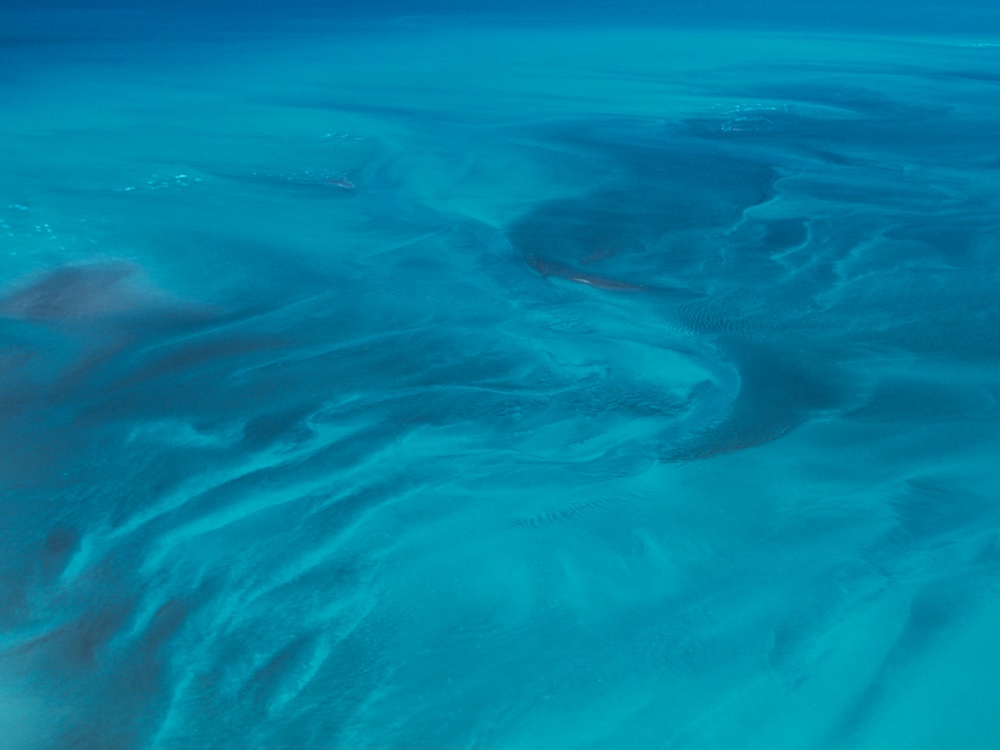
[2, 15, 1000, 750]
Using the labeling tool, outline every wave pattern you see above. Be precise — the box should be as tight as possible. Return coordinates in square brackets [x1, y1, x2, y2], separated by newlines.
[2, 21, 1000, 750]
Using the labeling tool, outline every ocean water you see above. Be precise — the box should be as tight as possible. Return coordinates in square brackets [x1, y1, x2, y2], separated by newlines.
[2, 4, 1000, 749]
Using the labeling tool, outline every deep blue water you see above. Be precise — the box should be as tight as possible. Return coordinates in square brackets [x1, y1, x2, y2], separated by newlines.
[2, 3, 1000, 749]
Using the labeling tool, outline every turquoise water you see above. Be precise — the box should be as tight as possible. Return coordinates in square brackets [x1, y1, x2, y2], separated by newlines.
[2, 11, 1000, 749]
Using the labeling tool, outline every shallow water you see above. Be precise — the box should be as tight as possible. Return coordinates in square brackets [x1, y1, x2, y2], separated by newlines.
[2, 12, 1000, 750]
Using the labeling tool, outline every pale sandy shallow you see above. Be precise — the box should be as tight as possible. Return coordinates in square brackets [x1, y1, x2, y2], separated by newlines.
[1, 18, 1000, 750]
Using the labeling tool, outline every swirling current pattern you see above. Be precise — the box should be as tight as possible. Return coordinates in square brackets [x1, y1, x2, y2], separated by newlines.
[2, 21, 1000, 750]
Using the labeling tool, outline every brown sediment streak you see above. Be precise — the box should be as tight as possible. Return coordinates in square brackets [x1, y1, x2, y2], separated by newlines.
[0, 263, 148, 321]
[0, 262, 220, 332]
[524, 253, 645, 292]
